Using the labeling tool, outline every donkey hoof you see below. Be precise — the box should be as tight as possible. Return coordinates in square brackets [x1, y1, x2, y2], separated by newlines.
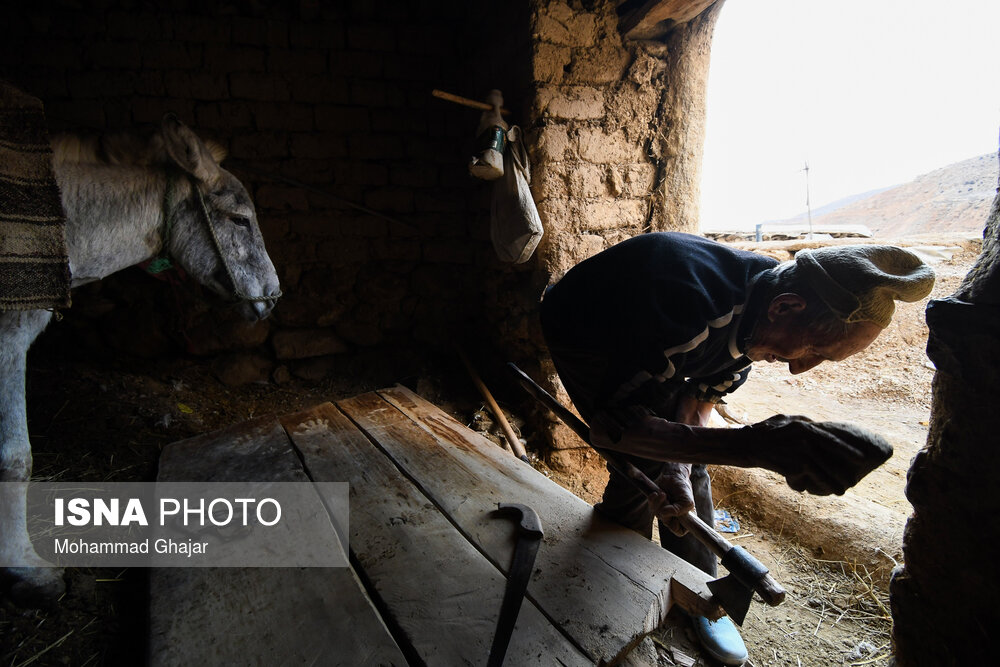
[2, 567, 66, 608]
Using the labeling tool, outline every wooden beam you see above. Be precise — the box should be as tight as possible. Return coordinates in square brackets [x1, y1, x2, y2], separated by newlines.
[619, 0, 718, 40]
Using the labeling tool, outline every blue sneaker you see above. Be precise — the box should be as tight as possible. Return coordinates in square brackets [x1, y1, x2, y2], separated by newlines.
[692, 615, 748, 666]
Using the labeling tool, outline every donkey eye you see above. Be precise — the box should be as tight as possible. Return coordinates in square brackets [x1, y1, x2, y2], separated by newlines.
[230, 215, 252, 229]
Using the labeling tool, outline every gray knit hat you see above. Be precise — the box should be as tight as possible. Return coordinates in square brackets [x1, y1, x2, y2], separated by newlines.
[793, 245, 936, 328]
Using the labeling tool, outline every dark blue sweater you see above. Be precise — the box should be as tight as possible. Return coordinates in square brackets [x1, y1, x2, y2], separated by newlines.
[540, 232, 778, 411]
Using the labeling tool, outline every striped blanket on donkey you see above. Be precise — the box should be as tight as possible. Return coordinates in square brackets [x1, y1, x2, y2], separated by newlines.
[0, 81, 70, 311]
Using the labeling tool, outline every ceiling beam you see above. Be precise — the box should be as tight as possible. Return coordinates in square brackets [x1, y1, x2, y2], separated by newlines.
[618, 0, 719, 40]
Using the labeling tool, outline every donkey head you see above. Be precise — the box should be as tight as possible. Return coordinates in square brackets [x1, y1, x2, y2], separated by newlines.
[159, 115, 281, 321]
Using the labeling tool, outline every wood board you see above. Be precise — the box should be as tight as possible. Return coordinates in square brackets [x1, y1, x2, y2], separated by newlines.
[150, 387, 721, 666]
[149, 416, 406, 667]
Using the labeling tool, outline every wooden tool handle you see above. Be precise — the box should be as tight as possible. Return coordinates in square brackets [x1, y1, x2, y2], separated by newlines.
[432, 89, 512, 116]
[677, 512, 785, 606]
[459, 348, 528, 461]
[507, 363, 786, 605]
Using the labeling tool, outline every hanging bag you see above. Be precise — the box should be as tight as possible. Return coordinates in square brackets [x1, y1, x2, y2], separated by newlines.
[490, 126, 543, 264]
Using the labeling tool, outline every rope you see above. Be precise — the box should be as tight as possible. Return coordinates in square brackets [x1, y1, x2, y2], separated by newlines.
[144, 174, 177, 275]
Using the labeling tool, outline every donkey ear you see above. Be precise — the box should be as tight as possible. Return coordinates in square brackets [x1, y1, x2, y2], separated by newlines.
[160, 113, 221, 184]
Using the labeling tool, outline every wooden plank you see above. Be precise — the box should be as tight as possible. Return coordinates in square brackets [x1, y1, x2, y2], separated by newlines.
[281, 402, 591, 667]
[150, 416, 406, 667]
[341, 388, 719, 665]
[619, 0, 718, 39]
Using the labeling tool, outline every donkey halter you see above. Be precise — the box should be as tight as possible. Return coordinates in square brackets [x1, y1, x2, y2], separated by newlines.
[156, 174, 281, 305]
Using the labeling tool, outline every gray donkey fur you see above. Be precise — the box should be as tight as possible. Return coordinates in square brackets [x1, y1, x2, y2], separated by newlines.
[0, 115, 280, 606]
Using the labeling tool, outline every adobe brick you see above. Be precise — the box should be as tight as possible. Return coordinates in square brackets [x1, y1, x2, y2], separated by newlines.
[350, 81, 406, 107]
[347, 134, 399, 161]
[532, 43, 570, 83]
[230, 72, 291, 101]
[86, 41, 141, 69]
[330, 50, 384, 79]
[134, 72, 167, 97]
[231, 131, 290, 159]
[290, 132, 348, 159]
[347, 24, 396, 52]
[106, 12, 168, 41]
[289, 21, 345, 49]
[577, 126, 646, 163]
[142, 42, 202, 70]
[204, 45, 266, 72]
[290, 76, 349, 105]
[580, 198, 646, 230]
[171, 14, 231, 43]
[194, 101, 254, 129]
[315, 106, 371, 133]
[254, 103, 315, 131]
[364, 187, 415, 214]
[334, 161, 389, 187]
[164, 72, 231, 101]
[267, 48, 328, 74]
[390, 163, 438, 188]
[316, 237, 369, 263]
[536, 86, 604, 120]
[256, 184, 310, 211]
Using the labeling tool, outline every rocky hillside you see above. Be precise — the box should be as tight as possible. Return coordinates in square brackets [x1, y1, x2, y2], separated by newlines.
[777, 152, 998, 237]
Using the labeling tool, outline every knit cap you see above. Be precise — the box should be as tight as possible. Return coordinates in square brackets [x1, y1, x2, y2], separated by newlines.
[793, 245, 936, 328]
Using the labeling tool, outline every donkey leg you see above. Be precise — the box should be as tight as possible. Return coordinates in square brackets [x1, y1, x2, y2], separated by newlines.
[0, 309, 65, 607]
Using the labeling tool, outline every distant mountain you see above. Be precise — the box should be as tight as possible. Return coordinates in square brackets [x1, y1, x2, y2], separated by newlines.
[772, 153, 998, 237]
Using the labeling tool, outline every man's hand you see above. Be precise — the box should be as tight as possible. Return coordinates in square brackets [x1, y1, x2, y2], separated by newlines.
[648, 462, 695, 536]
[747, 415, 893, 495]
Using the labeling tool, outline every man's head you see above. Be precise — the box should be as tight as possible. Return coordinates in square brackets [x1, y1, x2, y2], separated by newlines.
[747, 245, 935, 374]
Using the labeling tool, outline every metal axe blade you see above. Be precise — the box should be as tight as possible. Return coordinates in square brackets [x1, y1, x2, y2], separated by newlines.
[707, 573, 754, 626]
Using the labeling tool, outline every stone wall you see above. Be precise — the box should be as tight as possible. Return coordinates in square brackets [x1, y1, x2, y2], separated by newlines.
[890, 151, 1000, 665]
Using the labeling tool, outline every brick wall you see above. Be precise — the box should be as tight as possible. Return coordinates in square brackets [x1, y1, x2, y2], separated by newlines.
[2, 0, 536, 384]
[523, 1, 722, 462]
[2, 1, 719, 419]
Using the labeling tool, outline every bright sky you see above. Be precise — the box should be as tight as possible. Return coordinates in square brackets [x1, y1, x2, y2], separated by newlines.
[699, 0, 1000, 231]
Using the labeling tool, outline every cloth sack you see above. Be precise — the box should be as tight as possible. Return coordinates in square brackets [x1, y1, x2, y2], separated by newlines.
[490, 126, 542, 264]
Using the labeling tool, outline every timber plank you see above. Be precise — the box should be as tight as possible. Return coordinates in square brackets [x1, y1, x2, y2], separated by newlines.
[150, 416, 406, 667]
[361, 386, 721, 660]
[281, 402, 592, 667]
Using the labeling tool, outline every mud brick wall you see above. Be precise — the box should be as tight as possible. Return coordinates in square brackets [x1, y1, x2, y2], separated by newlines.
[1, 1, 535, 384]
[525, 1, 723, 464]
[1, 1, 719, 409]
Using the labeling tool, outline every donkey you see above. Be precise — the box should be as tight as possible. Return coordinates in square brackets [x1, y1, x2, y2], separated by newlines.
[1, 114, 281, 606]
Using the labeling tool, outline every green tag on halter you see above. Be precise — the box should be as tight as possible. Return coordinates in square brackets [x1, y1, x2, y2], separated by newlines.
[145, 257, 173, 274]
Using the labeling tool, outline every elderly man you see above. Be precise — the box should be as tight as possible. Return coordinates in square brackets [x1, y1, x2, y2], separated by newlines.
[539, 231, 934, 665]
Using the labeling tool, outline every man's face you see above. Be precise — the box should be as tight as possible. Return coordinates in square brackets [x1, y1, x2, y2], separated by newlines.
[747, 318, 883, 375]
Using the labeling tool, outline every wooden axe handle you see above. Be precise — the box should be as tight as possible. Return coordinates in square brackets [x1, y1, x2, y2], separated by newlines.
[432, 89, 512, 116]
[508, 363, 785, 606]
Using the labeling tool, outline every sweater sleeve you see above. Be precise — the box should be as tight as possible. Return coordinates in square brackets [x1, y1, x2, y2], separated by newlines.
[683, 363, 752, 404]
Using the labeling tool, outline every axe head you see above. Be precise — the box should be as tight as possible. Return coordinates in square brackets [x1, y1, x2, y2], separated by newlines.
[707, 573, 754, 626]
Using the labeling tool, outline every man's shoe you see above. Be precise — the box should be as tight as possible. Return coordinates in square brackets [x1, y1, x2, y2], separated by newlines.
[692, 615, 748, 666]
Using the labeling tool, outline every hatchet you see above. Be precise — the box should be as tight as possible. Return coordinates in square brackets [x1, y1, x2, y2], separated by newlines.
[508, 363, 785, 625]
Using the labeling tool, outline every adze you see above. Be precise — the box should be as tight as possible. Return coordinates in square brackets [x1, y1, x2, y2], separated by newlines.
[507, 363, 785, 625]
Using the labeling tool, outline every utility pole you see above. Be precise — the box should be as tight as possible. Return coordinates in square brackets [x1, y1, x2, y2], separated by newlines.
[802, 162, 814, 240]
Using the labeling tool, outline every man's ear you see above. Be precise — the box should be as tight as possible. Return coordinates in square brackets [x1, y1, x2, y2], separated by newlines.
[767, 293, 807, 321]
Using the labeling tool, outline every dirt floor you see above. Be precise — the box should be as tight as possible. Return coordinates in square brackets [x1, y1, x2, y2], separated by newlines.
[0, 232, 981, 666]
